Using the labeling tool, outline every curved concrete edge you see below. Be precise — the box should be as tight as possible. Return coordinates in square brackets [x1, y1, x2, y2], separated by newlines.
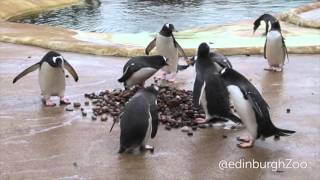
[279, 2, 320, 28]
[0, 0, 82, 21]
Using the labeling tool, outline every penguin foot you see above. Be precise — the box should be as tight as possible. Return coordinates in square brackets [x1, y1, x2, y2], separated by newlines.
[44, 100, 56, 107]
[236, 135, 251, 142]
[60, 98, 71, 105]
[237, 140, 253, 148]
[140, 145, 154, 153]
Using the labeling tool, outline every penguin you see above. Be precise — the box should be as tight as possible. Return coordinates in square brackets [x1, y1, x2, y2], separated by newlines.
[145, 23, 189, 82]
[193, 43, 241, 123]
[190, 50, 233, 70]
[253, 14, 278, 35]
[220, 67, 295, 148]
[264, 20, 289, 72]
[118, 85, 159, 153]
[118, 55, 168, 88]
[13, 51, 79, 106]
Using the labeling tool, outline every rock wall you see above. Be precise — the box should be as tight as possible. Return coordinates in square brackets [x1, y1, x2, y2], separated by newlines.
[0, 0, 82, 20]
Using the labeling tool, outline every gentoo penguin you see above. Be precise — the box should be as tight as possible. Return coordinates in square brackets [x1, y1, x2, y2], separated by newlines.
[118, 85, 159, 153]
[190, 50, 233, 70]
[220, 67, 295, 148]
[253, 14, 278, 35]
[193, 43, 241, 123]
[118, 55, 168, 88]
[13, 51, 79, 106]
[264, 20, 289, 72]
[145, 23, 189, 82]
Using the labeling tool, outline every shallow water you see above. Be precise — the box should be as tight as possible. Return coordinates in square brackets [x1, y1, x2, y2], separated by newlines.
[13, 0, 313, 33]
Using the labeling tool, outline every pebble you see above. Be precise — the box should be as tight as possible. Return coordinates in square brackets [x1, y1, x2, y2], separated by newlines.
[187, 132, 193, 136]
[91, 115, 97, 121]
[65, 74, 69, 78]
[82, 111, 87, 117]
[286, 108, 291, 113]
[198, 124, 208, 129]
[222, 135, 228, 139]
[191, 126, 197, 131]
[101, 114, 108, 122]
[73, 102, 81, 108]
[84, 101, 90, 106]
[165, 125, 171, 131]
[181, 126, 190, 133]
[65, 106, 74, 111]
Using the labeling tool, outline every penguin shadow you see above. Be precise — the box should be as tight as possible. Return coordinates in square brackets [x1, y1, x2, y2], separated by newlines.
[260, 71, 284, 103]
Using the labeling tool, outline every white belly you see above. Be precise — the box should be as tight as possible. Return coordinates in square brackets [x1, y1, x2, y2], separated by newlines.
[142, 110, 152, 146]
[126, 68, 157, 87]
[227, 85, 257, 139]
[266, 31, 285, 67]
[199, 82, 212, 120]
[156, 35, 178, 73]
[39, 63, 66, 98]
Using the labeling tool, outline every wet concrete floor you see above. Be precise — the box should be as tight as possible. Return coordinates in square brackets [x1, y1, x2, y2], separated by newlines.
[0, 42, 319, 179]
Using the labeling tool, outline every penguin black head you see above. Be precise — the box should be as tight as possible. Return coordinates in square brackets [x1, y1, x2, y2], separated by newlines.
[253, 20, 261, 32]
[41, 51, 64, 68]
[271, 21, 281, 32]
[197, 43, 210, 58]
[160, 23, 176, 37]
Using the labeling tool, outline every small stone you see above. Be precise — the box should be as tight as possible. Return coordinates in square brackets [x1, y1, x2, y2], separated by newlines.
[82, 111, 87, 117]
[65, 106, 74, 111]
[286, 108, 291, 113]
[101, 114, 108, 122]
[222, 135, 228, 139]
[198, 124, 207, 129]
[181, 126, 190, 133]
[91, 115, 97, 121]
[84, 101, 89, 106]
[80, 107, 84, 112]
[187, 132, 193, 136]
[73, 162, 77, 167]
[28, 56, 31, 59]
[73, 102, 81, 108]
[165, 125, 171, 131]
[192, 126, 197, 131]
[65, 74, 69, 78]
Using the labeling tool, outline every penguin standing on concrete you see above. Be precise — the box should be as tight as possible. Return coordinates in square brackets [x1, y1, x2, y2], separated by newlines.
[118, 85, 159, 153]
[13, 51, 79, 106]
[145, 23, 189, 82]
[118, 55, 168, 88]
[193, 43, 241, 123]
[220, 67, 295, 148]
[264, 20, 289, 72]
[253, 14, 278, 35]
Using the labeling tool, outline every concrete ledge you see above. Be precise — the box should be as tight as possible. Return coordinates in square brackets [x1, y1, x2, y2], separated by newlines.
[0, 0, 82, 21]
[279, 2, 320, 28]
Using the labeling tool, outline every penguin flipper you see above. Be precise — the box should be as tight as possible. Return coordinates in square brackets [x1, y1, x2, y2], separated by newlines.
[150, 104, 159, 138]
[282, 37, 289, 63]
[118, 63, 141, 83]
[145, 38, 156, 55]
[172, 35, 188, 60]
[263, 38, 267, 59]
[13, 63, 40, 83]
[193, 76, 204, 107]
[63, 60, 79, 82]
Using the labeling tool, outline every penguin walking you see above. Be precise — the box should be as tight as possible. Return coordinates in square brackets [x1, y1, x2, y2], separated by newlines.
[13, 51, 79, 106]
[118, 85, 159, 153]
[145, 23, 189, 82]
[220, 67, 295, 148]
[264, 20, 289, 72]
[118, 55, 168, 88]
[193, 43, 241, 123]
[253, 14, 278, 35]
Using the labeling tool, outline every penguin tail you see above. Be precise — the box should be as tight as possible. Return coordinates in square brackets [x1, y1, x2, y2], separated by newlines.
[118, 77, 125, 82]
[277, 128, 296, 135]
[177, 65, 190, 72]
[118, 146, 126, 154]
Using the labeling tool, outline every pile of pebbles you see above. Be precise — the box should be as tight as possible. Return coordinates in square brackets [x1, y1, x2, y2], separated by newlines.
[67, 86, 210, 135]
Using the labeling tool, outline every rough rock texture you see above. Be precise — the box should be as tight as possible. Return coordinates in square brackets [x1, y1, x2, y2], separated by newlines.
[0, 0, 82, 20]
[279, 2, 320, 28]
